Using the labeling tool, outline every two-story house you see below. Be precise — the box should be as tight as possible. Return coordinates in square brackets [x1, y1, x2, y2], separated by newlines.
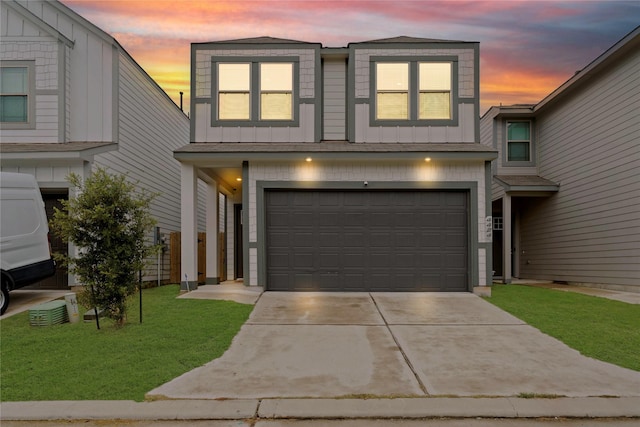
[177, 36, 497, 293]
[0, 0, 191, 289]
[480, 26, 639, 292]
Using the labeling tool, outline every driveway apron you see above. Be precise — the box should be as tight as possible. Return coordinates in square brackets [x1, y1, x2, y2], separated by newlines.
[147, 292, 640, 400]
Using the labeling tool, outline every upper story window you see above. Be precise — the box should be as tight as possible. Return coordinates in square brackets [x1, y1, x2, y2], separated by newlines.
[213, 58, 298, 126]
[1, 62, 35, 128]
[218, 63, 251, 120]
[506, 121, 531, 162]
[419, 62, 451, 120]
[376, 63, 409, 120]
[260, 63, 293, 120]
[371, 58, 456, 126]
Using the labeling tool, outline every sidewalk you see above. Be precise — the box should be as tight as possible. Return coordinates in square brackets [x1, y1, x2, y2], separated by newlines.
[2, 397, 640, 421]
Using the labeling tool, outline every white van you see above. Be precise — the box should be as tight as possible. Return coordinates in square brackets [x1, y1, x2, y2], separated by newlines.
[0, 172, 56, 315]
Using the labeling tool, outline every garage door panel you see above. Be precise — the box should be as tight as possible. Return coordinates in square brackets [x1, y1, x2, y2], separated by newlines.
[445, 233, 466, 248]
[265, 190, 468, 292]
[396, 232, 417, 247]
[318, 192, 340, 206]
[344, 253, 367, 267]
[293, 253, 315, 268]
[268, 212, 291, 226]
[343, 212, 365, 225]
[370, 232, 392, 247]
[319, 232, 340, 246]
[318, 252, 340, 267]
[446, 212, 467, 227]
[292, 192, 315, 206]
[343, 192, 367, 206]
[318, 212, 341, 226]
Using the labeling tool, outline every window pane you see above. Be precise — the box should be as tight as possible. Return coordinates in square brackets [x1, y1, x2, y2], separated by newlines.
[219, 63, 250, 91]
[377, 92, 408, 119]
[377, 63, 408, 91]
[419, 92, 451, 119]
[508, 122, 530, 140]
[261, 93, 292, 120]
[419, 63, 451, 90]
[219, 93, 250, 120]
[261, 63, 292, 91]
[0, 95, 28, 122]
[508, 141, 530, 162]
[0, 67, 28, 94]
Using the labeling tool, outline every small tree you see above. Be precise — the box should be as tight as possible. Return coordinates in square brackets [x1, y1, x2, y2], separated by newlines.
[51, 168, 158, 327]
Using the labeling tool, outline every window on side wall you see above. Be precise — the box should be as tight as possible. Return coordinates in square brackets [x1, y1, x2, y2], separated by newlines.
[0, 62, 35, 129]
[372, 59, 455, 125]
[214, 59, 296, 126]
[506, 121, 531, 162]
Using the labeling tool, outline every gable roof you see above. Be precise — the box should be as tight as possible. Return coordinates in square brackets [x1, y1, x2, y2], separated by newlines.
[195, 36, 319, 45]
[3, 0, 74, 47]
[534, 25, 639, 113]
[354, 36, 469, 44]
[486, 25, 640, 117]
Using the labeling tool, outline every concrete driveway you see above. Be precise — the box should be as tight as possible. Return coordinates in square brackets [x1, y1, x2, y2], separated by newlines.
[148, 292, 640, 400]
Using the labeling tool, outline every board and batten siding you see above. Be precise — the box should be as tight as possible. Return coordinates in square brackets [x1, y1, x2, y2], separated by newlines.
[323, 58, 346, 140]
[518, 46, 640, 289]
[93, 52, 193, 282]
[0, 9, 60, 143]
[352, 47, 477, 143]
[15, 0, 115, 143]
[193, 47, 317, 143]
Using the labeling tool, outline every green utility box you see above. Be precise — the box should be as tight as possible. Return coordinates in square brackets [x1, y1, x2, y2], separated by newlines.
[29, 300, 68, 326]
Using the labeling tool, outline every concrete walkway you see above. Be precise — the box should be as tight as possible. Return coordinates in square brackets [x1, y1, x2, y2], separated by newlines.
[148, 292, 640, 400]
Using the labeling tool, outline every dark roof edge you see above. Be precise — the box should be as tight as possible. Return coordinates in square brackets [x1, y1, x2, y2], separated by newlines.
[534, 25, 640, 113]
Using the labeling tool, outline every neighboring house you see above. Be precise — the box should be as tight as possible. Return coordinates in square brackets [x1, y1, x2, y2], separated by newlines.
[177, 36, 497, 292]
[0, 0, 190, 289]
[480, 26, 639, 292]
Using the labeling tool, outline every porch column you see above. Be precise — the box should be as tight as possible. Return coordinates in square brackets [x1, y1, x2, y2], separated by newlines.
[205, 181, 219, 284]
[502, 194, 512, 284]
[180, 162, 198, 290]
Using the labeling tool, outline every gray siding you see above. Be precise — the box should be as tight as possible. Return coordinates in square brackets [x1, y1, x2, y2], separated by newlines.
[322, 59, 346, 140]
[93, 52, 191, 281]
[518, 46, 640, 288]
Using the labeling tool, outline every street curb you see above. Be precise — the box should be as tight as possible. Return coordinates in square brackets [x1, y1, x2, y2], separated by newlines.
[2, 397, 640, 421]
[0, 399, 259, 421]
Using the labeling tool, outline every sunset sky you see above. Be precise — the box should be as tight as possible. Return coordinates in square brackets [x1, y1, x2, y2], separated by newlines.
[60, 0, 639, 116]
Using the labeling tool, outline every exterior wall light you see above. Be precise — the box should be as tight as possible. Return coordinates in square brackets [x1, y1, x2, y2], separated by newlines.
[425, 157, 432, 162]
[305, 157, 312, 162]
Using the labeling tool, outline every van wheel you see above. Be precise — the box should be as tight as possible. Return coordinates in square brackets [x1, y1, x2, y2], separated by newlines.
[0, 280, 9, 315]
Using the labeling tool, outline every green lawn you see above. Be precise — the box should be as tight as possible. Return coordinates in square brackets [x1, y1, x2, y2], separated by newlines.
[486, 285, 640, 372]
[0, 285, 253, 401]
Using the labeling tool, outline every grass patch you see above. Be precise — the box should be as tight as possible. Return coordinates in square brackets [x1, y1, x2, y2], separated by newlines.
[486, 285, 640, 371]
[0, 285, 253, 401]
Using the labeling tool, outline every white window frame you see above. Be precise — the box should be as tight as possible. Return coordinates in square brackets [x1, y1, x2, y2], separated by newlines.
[0, 61, 36, 130]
